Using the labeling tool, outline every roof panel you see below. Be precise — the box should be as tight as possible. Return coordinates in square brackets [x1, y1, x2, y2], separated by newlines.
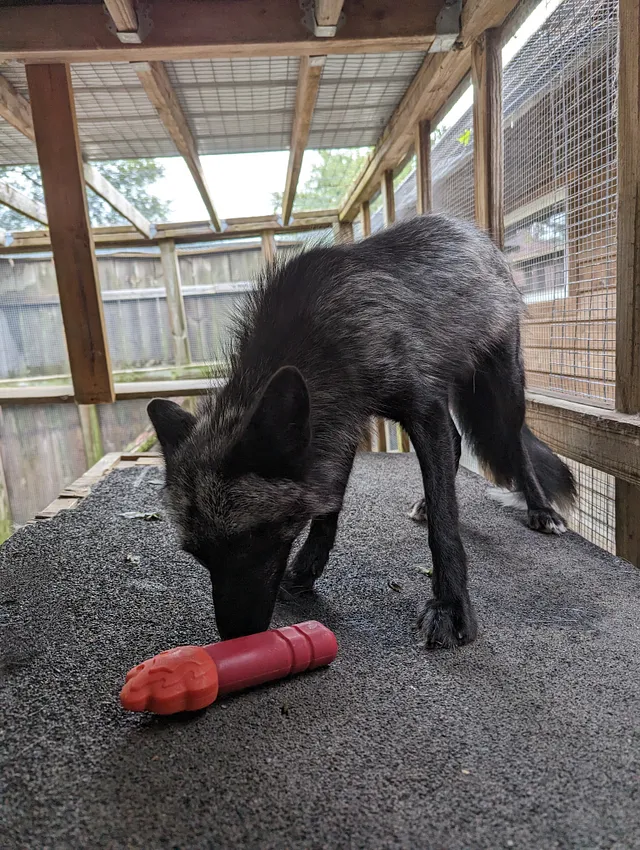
[0, 51, 425, 165]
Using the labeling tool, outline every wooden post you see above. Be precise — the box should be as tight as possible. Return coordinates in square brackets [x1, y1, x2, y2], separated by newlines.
[615, 0, 640, 566]
[360, 200, 371, 237]
[472, 29, 504, 248]
[261, 230, 277, 264]
[25, 63, 114, 404]
[159, 238, 192, 366]
[78, 404, 104, 468]
[381, 168, 409, 451]
[0, 408, 12, 544]
[333, 220, 354, 243]
[415, 118, 432, 215]
[381, 169, 395, 227]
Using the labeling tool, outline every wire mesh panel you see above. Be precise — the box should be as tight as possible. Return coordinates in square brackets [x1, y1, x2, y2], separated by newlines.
[0, 254, 70, 381]
[503, 0, 618, 405]
[561, 456, 616, 553]
[431, 89, 475, 221]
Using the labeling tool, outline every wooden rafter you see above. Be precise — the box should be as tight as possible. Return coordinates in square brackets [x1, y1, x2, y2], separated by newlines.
[0, 0, 443, 63]
[0, 180, 48, 225]
[282, 56, 325, 225]
[103, 0, 138, 33]
[133, 61, 220, 230]
[0, 72, 153, 237]
[26, 63, 114, 405]
[415, 119, 432, 215]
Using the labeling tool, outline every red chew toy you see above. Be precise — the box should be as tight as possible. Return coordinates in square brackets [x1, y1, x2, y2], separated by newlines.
[120, 620, 338, 715]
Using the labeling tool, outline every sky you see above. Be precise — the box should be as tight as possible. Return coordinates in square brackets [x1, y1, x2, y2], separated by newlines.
[152, 149, 323, 222]
[142, 0, 561, 223]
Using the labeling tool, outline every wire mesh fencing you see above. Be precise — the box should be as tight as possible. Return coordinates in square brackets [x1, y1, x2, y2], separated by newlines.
[503, 0, 618, 406]
[431, 88, 475, 221]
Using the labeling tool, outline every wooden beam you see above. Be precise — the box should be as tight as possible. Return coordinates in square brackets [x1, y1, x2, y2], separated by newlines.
[360, 201, 371, 237]
[415, 119, 432, 215]
[333, 220, 354, 242]
[616, 0, 640, 416]
[103, 0, 138, 33]
[381, 170, 395, 227]
[376, 419, 387, 453]
[615, 0, 640, 566]
[282, 56, 325, 225]
[0, 1, 442, 63]
[0, 211, 338, 254]
[78, 404, 105, 467]
[0, 379, 220, 405]
[525, 393, 640, 489]
[0, 73, 35, 140]
[616, 481, 640, 567]
[26, 63, 114, 405]
[462, 0, 521, 46]
[133, 60, 220, 230]
[0, 408, 12, 544]
[0, 180, 48, 225]
[82, 162, 154, 239]
[315, 0, 345, 27]
[472, 28, 504, 247]
[159, 239, 192, 366]
[261, 231, 277, 264]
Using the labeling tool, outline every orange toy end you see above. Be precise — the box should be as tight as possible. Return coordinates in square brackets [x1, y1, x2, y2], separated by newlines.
[120, 645, 219, 715]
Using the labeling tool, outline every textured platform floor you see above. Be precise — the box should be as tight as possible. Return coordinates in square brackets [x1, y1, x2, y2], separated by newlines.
[1, 453, 640, 850]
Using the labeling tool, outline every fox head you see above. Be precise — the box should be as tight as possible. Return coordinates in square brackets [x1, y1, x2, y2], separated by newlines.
[148, 366, 322, 640]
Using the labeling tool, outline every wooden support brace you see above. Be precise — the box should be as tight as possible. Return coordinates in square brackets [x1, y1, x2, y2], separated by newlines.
[0, 180, 48, 225]
[0, 408, 12, 544]
[614, 0, 640, 565]
[415, 118, 432, 215]
[25, 63, 114, 405]
[261, 231, 277, 264]
[282, 56, 325, 225]
[472, 28, 503, 248]
[78, 404, 105, 468]
[159, 238, 192, 366]
[360, 200, 371, 238]
[381, 169, 396, 227]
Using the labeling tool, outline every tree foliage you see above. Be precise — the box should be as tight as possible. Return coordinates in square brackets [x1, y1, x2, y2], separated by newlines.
[0, 159, 170, 232]
[272, 149, 368, 213]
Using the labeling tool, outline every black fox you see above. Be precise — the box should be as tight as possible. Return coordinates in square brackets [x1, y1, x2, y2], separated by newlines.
[148, 214, 575, 647]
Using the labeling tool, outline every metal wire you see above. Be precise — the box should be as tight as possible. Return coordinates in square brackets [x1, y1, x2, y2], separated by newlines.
[431, 91, 475, 221]
[503, 0, 618, 406]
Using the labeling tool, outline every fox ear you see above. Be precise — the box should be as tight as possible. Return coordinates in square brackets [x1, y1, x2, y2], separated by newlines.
[147, 399, 196, 460]
[232, 366, 311, 479]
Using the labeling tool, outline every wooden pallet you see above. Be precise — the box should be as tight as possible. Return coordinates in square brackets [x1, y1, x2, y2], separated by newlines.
[34, 451, 164, 521]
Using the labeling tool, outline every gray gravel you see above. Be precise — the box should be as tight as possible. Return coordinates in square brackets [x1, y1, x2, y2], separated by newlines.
[1, 453, 639, 850]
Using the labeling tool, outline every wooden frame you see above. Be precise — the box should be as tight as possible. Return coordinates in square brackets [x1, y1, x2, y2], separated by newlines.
[415, 119, 432, 215]
[282, 56, 325, 224]
[614, 0, 640, 565]
[0, 0, 445, 63]
[159, 239, 192, 366]
[0, 211, 338, 255]
[472, 28, 504, 247]
[134, 61, 220, 230]
[26, 63, 114, 405]
[261, 231, 277, 264]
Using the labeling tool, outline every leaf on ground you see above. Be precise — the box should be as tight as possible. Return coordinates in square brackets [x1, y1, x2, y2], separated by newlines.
[387, 579, 403, 592]
[415, 565, 433, 577]
[125, 554, 141, 565]
[120, 511, 162, 521]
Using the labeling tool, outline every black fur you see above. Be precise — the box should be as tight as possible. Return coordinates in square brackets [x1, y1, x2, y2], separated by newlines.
[148, 214, 575, 645]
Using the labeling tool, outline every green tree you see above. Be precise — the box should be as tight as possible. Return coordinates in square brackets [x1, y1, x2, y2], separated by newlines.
[272, 149, 368, 213]
[0, 158, 170, 232]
